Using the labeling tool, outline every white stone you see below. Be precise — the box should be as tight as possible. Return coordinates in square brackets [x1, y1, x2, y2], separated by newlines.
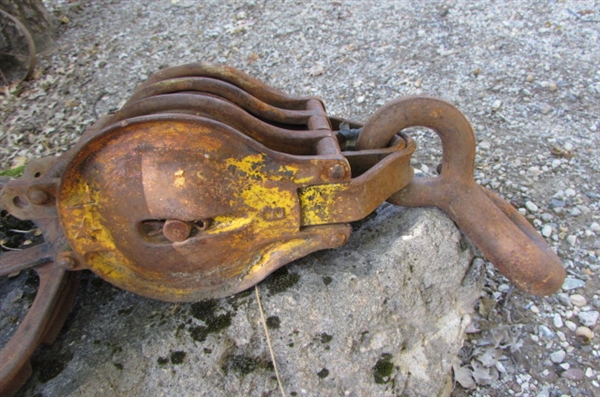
[578, 311, 599, 327]
[565, 320, 577, 331]
[570, 294, 588, 307]
[541, 225, 553, 237]
[525, 201, 539, 212]
[562, 277, 585, 290]
[553, 313, 564, 328]
[539, 325, 554, 338]
[565, 188, 577, 197]
[585, 368, 595, 378]
[550, 349, 566, 363]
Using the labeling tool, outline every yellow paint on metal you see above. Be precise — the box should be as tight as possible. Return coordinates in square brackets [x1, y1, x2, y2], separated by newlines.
[245, 238, 306, 277]
[225, 154, 314, 184]
[62, 180, 195, 300]
[173, 169, 185, 188]
[61, 180, 126, 282]
[223, 154, 298, 236]
[298, 183, 347, 226]
[208, 214, 253, 234]
[212, 153, 301, 268]
[225, 153, 265, 180]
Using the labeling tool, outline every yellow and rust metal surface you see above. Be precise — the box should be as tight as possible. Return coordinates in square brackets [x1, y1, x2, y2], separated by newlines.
[0, 63, 565, 396]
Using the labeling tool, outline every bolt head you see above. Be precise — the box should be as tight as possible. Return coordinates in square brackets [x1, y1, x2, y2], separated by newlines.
[163, 219, 192, 242]
[58, 256, 77, 270]
[328, 163, 347, 180]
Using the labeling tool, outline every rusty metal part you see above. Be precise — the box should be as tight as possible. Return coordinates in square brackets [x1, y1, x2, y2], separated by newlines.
[0, 9, 37, 87]
[56, 118, 412, 302]
[357, 96, 566, 295]
[0, 160, 79, 397]
[0, 63, 566, 395]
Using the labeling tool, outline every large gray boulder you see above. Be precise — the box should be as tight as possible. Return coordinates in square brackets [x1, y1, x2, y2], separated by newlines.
[15, 205, 482, 397]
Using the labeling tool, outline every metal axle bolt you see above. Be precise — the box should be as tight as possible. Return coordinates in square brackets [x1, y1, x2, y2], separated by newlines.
[163, 219, 192, 242]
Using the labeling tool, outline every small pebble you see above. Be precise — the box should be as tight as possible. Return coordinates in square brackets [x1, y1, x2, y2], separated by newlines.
[562, 278, 585, 291]
[541, 225, 552, 237]
[492, 99, 502, 111]
[539, 103, 552, 114]
[561, 368, 584, 381]
[550, 349, 566, 363]
[556, 293, 572, 306]
[566, 235, 577, 246]
[565, 320, 577, 332]
[563, 142, 573, 151]
[525, 201, 539, 212]
[539, 325, 554, 338]
[570, 294, 587, 307]
[527, 166, 541, 176]
[578, 205, 590, 215]
[569, 207, 581, 216]
[585, 368, 595, 378]
[590, 222, 600, 232]
[553, 313, 564, 328]
[578, 311, 599, 327]
[564, 188, 576, 197]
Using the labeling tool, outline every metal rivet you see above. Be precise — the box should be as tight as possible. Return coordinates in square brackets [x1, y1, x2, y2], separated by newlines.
[328, 163, 346, 180]
[163, 219, 192, 242]
[58, 256, 77, 270]
[330, 233, 347, 246]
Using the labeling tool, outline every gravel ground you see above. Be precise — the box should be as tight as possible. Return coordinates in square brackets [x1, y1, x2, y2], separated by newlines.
[1, 0, 599, 396]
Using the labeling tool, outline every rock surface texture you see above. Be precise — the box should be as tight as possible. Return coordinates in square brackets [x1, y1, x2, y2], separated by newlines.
[14, 206, 479, 397]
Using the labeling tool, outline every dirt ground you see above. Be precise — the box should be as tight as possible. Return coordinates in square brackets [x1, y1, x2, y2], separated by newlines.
[1, 0, 599, 396]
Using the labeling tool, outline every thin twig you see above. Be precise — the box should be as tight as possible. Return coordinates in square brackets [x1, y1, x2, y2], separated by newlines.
[567, 8, 600, 23]
[0, 67, 8, 86]
[0, 242, 22, 251]
[93, 91, 107, 119]
[255, 285, 286, 397]
[8, 228, 37, 234]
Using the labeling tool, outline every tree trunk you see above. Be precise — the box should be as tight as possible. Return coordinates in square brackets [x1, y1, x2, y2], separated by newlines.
[0, 0, 57, 53]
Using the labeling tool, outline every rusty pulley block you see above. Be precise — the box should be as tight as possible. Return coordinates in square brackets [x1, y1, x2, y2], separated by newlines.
[0, 63, 565, 396]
